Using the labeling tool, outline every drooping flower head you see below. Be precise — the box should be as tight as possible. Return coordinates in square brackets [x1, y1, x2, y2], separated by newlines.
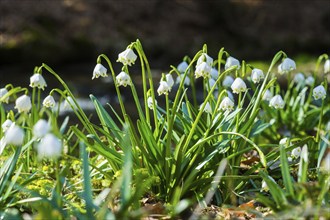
[43, 95, 56, 108]
[305, 76, 315, 86]
[2, 119, 13, 133]
[251, 68, 264, 84]
[33, 119, 51, 139]
[197, 53, 213, 67]
[117, 48, 137, 66]
[177, 61, 189, 73]
[222, 76, 234, 88]
[195, 62, 212, 79]
[0, 88, 9, 103]
[293, 73, 305, 84]
[278, 57, 296, 74]
[116, 71, 131, 87]
[324, 59, 330, 74]
[165, 73, 174, 91]
[231, 77, 247, 94]
[225, 56, 240, 70]
[30, 73, 47, 90]
[147, 97, 158, 110]
[92, 63, 108, 79]
[157, 81, 170, 96]
[313, 85, 326, 100]
[4, 123, 24, 146]
[176, 74, 190, 86]
[269, 95, 285, 109]
[262, 89, 273, 101]
[210, 68, 219, 79]
[15, 95, 32, 113]
[37, 133, 62, 159]
[200, 102, 212, 114]
[219, 97, 235, 112]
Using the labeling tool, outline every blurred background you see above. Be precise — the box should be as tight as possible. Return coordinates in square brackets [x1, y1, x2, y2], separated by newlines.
[1, 0, 330, 97]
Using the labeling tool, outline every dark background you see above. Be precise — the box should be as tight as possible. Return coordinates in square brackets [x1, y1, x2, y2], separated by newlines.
[1, 0, 330, 85]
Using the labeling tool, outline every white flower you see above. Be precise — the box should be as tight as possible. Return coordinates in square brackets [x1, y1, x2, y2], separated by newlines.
[225, 56, 240, 70]
[305, 76, 315, 86]
[195, 62, 212, 78]
[219, 97, 234, 111]
[279, 137, 288, 145]
[157, 81, 170, 96]
[116, 71, 131, 87]
[278, 58, 296, 74]
[4, 124, 24, 146]
[293, 73, 305, 84]
[15, 95, 32, 113]
[197, 53, 213, 66]
[291, 147, 301, 159]
[147, 97, 157, 110]
[200, 102, 212, 114]
[262, 89, 273, 101]
[222, 76, 234, 88]
[92, 63, 108, 79]
[301, 144, 308, 162]
[2, 119, 13, 133]
[37, 133, 62, 159]
[177, 61, 189, 73]
[165, 73, 174, 90]
[313, 85, 326, 100]
[321, 152, 330, 173]
[176, 74, 190, 86]
[269, 95, 285, 109]
[33, 119, 51, 139]
[43, 95, 56, 108]
[61, 96, 75, 112]
[251, 68, 264, 84]
[261, 176, 276, 192]
[30, 74, 47, 90]
[324, 59, 330, 74]
[210, 68, 219, 79]
[231, 77, 247, 94]
[0, 88, 9, 103]
[117, 48, 137, 66]
[208, 78, 216, 89]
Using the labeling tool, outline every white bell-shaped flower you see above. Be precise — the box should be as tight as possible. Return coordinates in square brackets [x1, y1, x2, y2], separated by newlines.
[43, 95, 56, 108]
[200, 102, 212, 114]
[293, 73, 305, 84]
[0, 88, 9, 103]
[30, 73, 47, 90]
[176, 74, 190, 86]
[301, 144, 308, 162]
[117, 48, 137, 66]
[37, 133, 62, 159]
[61, 96, 75, 112]
[324, 59, 330, 74]
[147, 97, 157, 110]
[222, 76, 234, 88]
[157, 81, 170, 96]
[15, 95, 32, 113]
[177, 61, 189, 73]
[262, 89, 273, 101]
[92, 63, 108, 79]
[278, 58, 296, 74]
[219, 97, 235, 112]
[116, 71, 131, 87]
[33, 119, 51, 139]
[251, 68, 264, 84]
[291, 147, 301, 159]
[279, 137, 288, 145]
[231, 77, 247, 94]
[321, 152, 330, 173]
[166, 73, 174, 91]
[4, 123, 24, 146]
[313, 85, 326, 100]
[269, 95, 285, 109]
[208, 78, 216, 89]
[225, 56, 240, 70]
[210, 68, 219, 79]
[195, 62, 212, 78]
[305, 76, 315, 86]
[2, 119, 13, 133]
[197, 53, 213, 66]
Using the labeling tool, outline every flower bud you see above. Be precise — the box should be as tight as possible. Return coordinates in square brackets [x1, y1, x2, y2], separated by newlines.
[0, 88, 9, 103]
[30, 73, 47, 90]
[305, 76, 315, 86]
[147, 97, 157, 110]
[262, 89, 273, 101]
[43, 95, 56, 108]
[157, 81, 170, 96]
[116, 71, 131, 87]
[2, 119, 13, 133]
[222, 76, 234, 88]
[225, 56, 240, 70]
[251, 68, 264, 84]
[4, 124, 24, 146]
[269, 95, 285, 109]
[197, 53, 213, 66]
[231, 77, 247, 94]
[195, 62, 211, 78]
[33, 119, 51, 138]
[117, 48, 137, 66]
[166, 73, 174, 91]
[15, 95, 32, 113]
[313, 85, 326, 100]
[210, 68, 219, 79]
[37, 133, 62, 159]
[177, 61, 189, 73]
[278, 58, 296, 74]
[92, 63, 108, 79]
[219, 97, 234, 112]
[200, 102, 212, 114]
[176, 74, 190, 86]
[324, 59, 330, 74]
